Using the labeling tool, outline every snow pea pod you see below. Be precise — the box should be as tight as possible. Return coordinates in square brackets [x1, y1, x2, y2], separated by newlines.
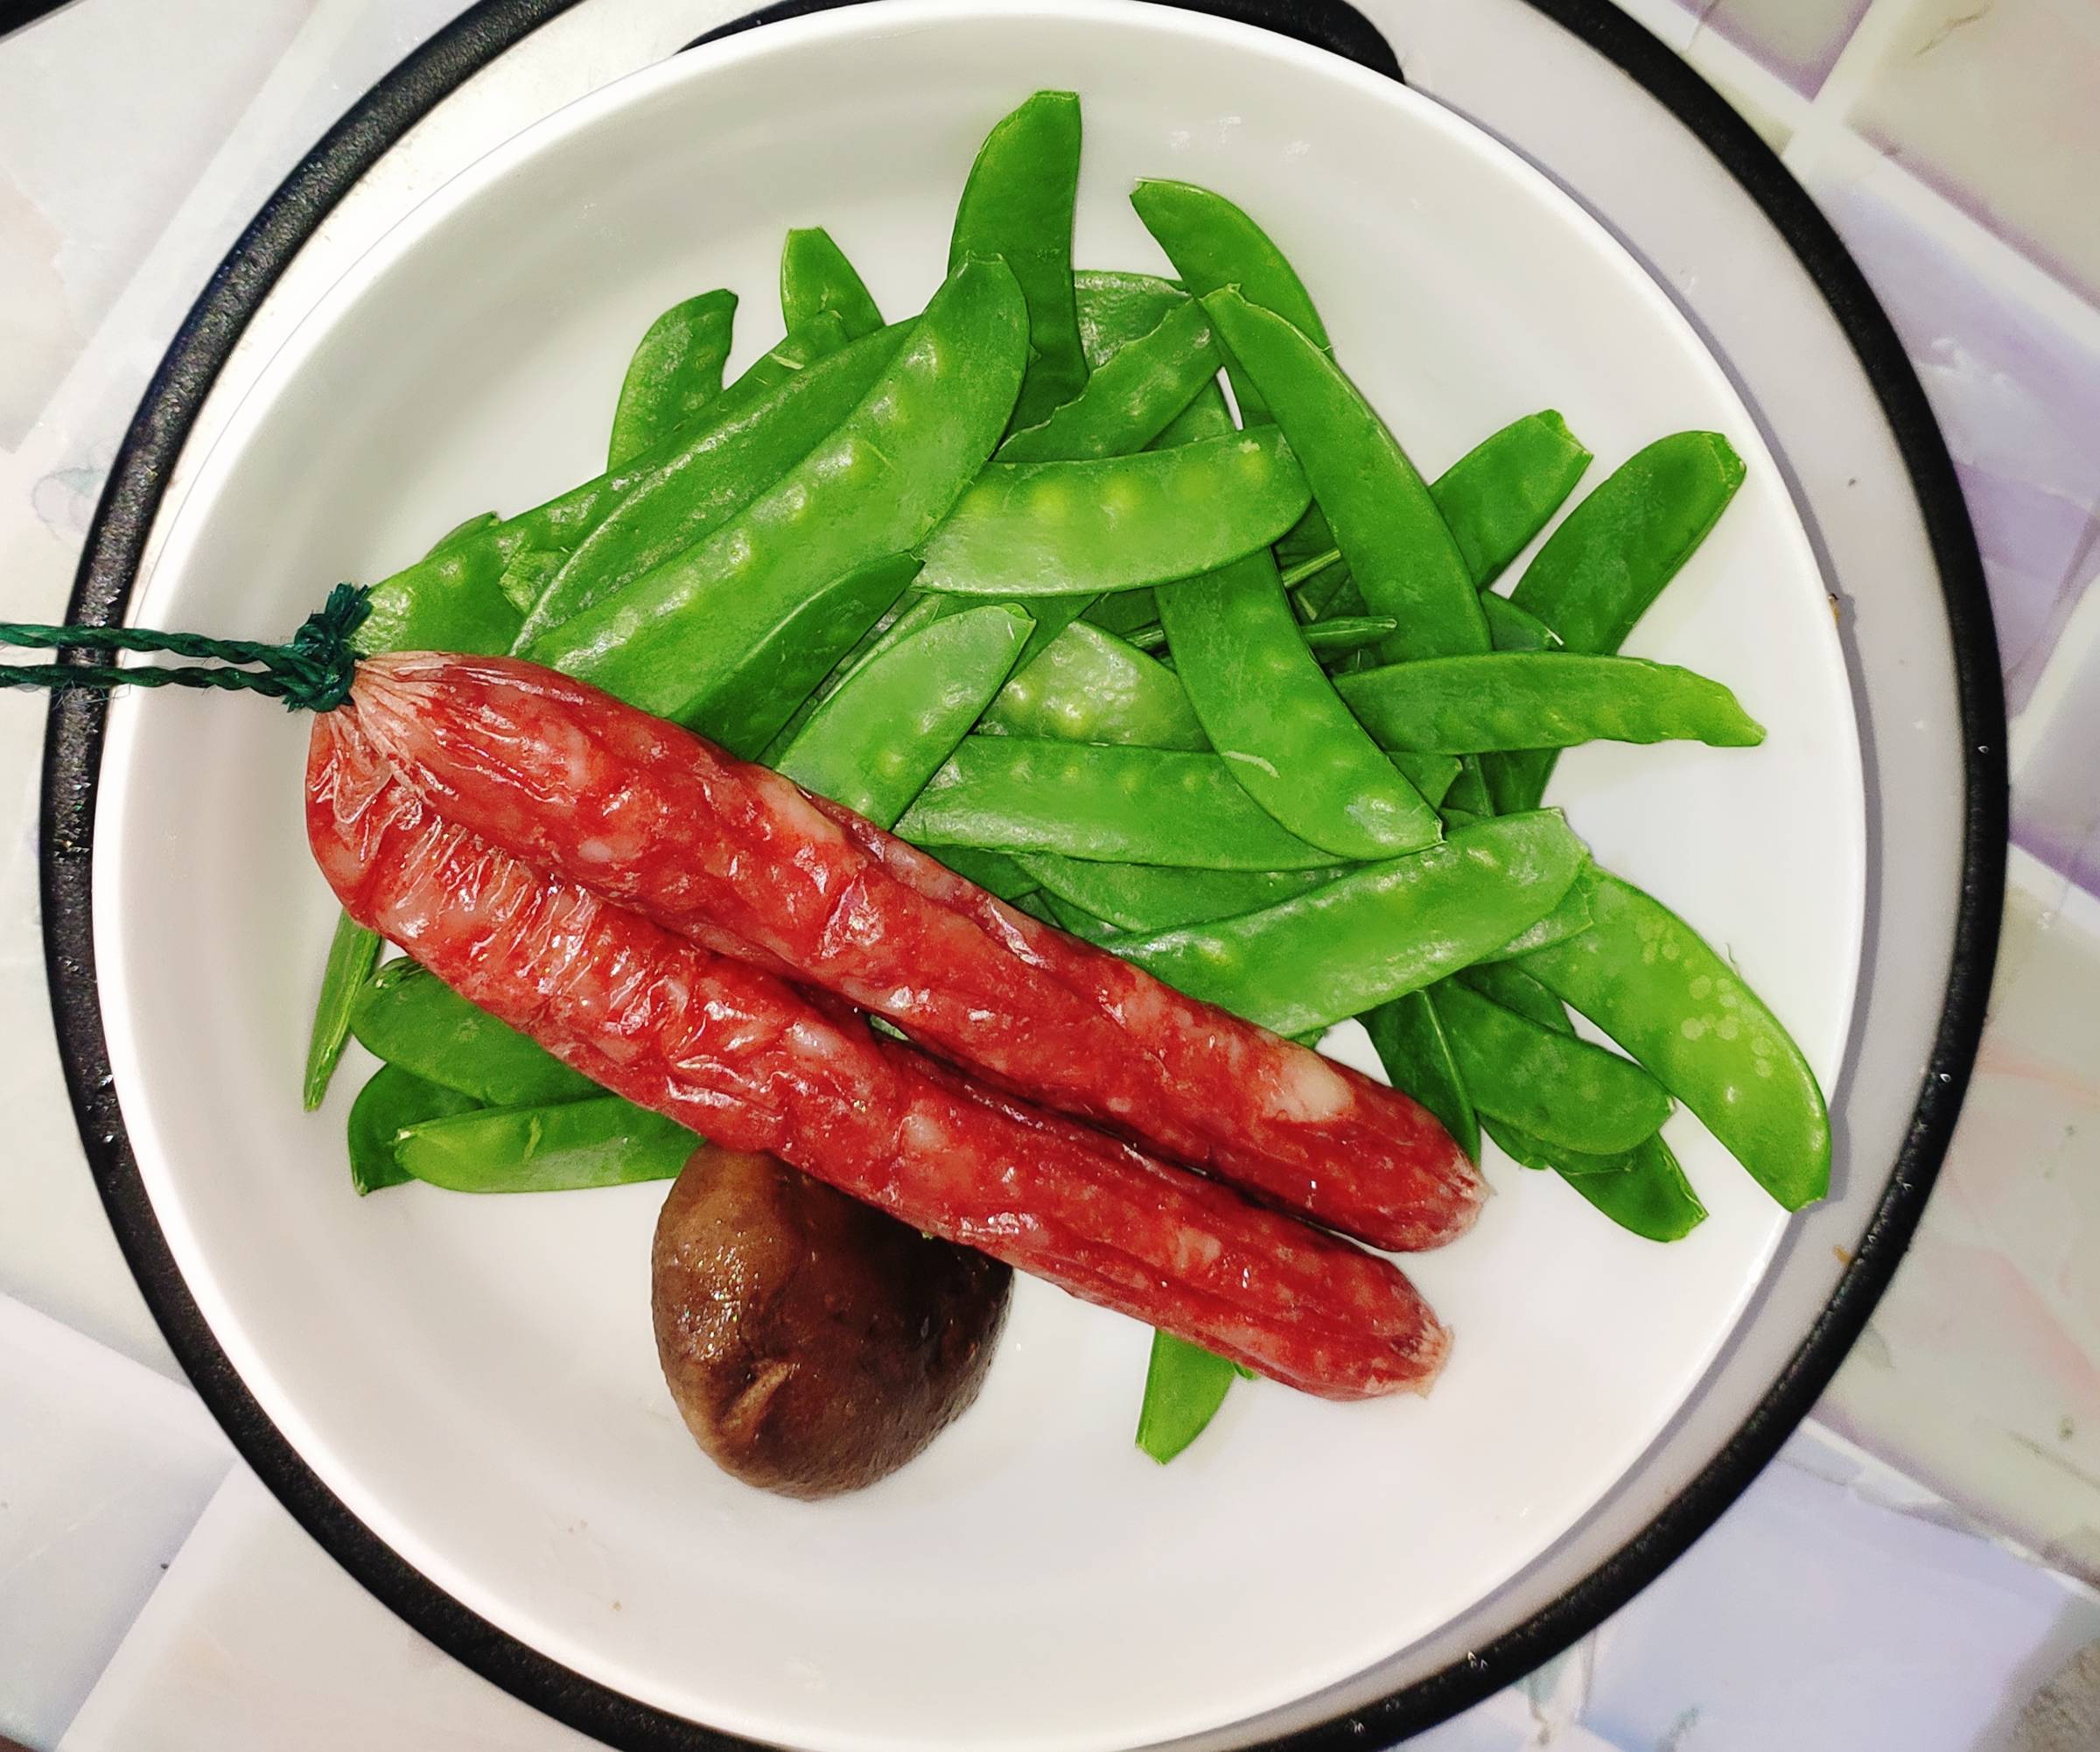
[348, 959, 599, 1108]
[1496, 432, 1746, 811]
[303, 911, 383, 1111]
[1137, 1331, 1243, 1464]
[1518, 868, 1829, 1209]
[346, 1065, 480, 1196]
[1081, 589, 1158, 639]
[996, 298, 1221, 464]
[1480, 860, 1594, 960]
[950, 90, 1087, 428]
[356, 318, 853, 658]
[931, 844, 1038, 902]
[1362, 992, 1480, 1166]
[1289, 408, 1592, 622]
[774, 604, 1033, 827]
[1334, 653, 1764, 753]
[1453, 965, 1705, 1237]
[1110, 812, 1588, 1036]
[514, 323, 910, 648]
[1431, 980, 1672, 1154]
[533, 259, 1028, 744]
[896, 738, 1339, 871]
[1131, 178, 1325, 424]
[1074, 270, 1186, 369]
[1154, 387, 1440, 859]
[1040, 893, 1122, 943]
[978, 620, 1208, 750]
[1126, 613, 1398, 657]
[607, 288, 737, 469]
[728, 309, 852, 400]
[780, 227, 883, 339]
[917, 428, 1310, 599]
[1018, 856, 1341, 934]
[1437, 410, 1592, 587]
[1482, 593, 1562, 652]
[1455, 960, 1570, 1032]
[1486, 1121, 1706, 1241]
[1204, 291, 1488, 662]
[396, 1097, 698, 1195]
[497, 548, 560, 615]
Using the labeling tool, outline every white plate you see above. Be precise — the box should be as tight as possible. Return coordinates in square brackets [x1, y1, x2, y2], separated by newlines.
[89, 4, 1864, 1748]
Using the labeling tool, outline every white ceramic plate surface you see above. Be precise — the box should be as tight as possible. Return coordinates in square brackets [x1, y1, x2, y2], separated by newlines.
[91, 4, 1864, 1748]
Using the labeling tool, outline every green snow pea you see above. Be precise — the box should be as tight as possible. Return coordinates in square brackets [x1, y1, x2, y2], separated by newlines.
[1455, 959, 1570, 1033]
[1486, 1121, 1707, 1241]
[1362, 991, 1480, 1166]
[775, 604, 1033, 827]
[978, 620, 1208, 750]
[1040, 893, 1122, 943]
[1436, 410, 1592, 588]
[1081, 589, 1158, 639]
[1008, 891, 1060, 926]
[1334, 653, 1764, 753]
[607, 288, 738, 469]
[780, 227, 884, 339]
[1130, 178, 1325, 424]
[1479, 858, 1594, 960]
[1442, 756, 1494, 816]
[514, 323, 911, 648]
[346, 1065, 480, 1196]
[1018, 856, 1342, 934]
[996, 298, 1221, 464]
[896, 738, 1338, 871]
[1136, 1331, 1245, 1464]
[1110, 812, 1588, 1036]
[1452, 963, 1705, 1238]
[1287, 407, 1592, 621]
[396, 1097, 697, 1195]
[1125, 613, 1399, 659]
[916, 428, 1310, 599]
[727, 309, 852, 400]
[1519, 868, 1830, 1209]
[1495, 432, 1746, 811]
[1302, 615, 1398, 656]
[1204, 291, 1488, 662]
[929, 844, 1038, 901]
[1431, 980, 1671, 1154]
[532, 259, 1027, 749]
[950, 91, 1087, 428]
[1074, 270, 1186, 369]
[1510, 431, 1746, 655]
[760, 586, 956, 760]
[303, 912, 384, 1111]
[1482, 593, 1563, 652]
[1125, 609, 1386, 655]
[348, 960, 598, 1108]
[497, 547, 561, 616]
[1154, 386, 1441, 859]
[355, 316, 853, 659]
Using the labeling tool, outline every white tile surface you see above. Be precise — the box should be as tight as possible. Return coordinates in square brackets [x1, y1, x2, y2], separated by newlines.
[57, 1467, 605, 1752]
[0, 1294, 230, 1748]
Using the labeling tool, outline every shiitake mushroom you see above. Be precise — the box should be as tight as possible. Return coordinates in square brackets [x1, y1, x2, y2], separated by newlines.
[651, 1145, 1011, 1498]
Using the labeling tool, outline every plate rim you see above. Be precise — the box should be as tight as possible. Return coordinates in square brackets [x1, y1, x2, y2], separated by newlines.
[37, 1, 2006, 1748]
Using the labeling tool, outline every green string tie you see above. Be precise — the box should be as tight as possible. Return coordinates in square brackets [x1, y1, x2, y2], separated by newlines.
[0, 584, 371, 712]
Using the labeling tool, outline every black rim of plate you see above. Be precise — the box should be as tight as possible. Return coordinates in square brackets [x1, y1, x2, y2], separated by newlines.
[39, 0, 2006, 1747]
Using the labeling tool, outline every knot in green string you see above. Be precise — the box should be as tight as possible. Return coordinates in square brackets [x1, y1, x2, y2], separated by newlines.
[0, 583, 372, 712]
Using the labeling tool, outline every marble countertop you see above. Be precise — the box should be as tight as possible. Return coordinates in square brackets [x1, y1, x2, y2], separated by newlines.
[2, 0, 2095, 1746]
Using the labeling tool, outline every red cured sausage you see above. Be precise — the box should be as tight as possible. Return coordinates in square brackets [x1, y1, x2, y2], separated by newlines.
[349, 652, 1484, 1251]
[307, 706, 1449, 1400]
